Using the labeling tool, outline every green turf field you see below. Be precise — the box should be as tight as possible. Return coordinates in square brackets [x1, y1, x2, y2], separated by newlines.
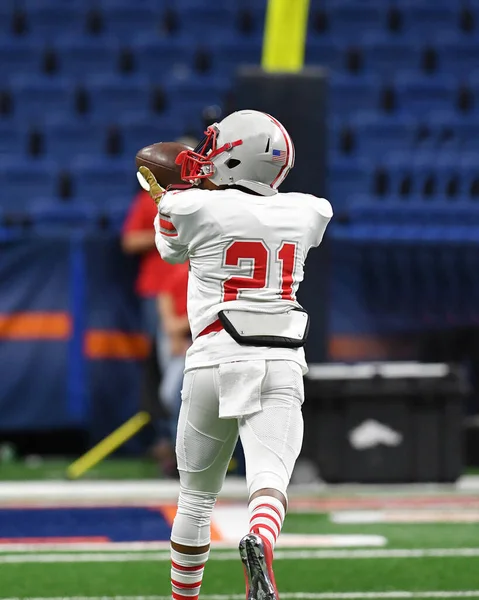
[1, 510, 479, 600]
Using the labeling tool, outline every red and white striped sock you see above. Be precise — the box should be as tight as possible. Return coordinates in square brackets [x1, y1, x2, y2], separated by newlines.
[171, 547, 209, 600]
[248, 496, 286, 551]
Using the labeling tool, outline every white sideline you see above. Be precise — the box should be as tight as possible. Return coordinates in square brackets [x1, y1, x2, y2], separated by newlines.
[3, 592, 479, 600]
[1, 548, 479, 563]
[0, 476, 479, 504]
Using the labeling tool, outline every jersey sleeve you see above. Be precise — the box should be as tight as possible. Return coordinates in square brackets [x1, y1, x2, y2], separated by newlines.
[306, 195, 333, 248]
[154, 189, 210, 264]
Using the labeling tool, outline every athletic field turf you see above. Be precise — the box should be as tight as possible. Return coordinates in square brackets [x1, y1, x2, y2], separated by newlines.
[1, 484, 479, 600]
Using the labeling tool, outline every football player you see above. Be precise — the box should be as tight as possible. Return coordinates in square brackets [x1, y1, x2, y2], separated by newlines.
[138, 110, 332, 600]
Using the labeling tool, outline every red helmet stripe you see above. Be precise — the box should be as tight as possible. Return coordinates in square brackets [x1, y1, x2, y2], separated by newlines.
[265, 113, 294, 188]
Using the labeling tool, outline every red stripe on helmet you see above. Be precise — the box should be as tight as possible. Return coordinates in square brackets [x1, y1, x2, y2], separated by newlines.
[266, 113, 294, 188]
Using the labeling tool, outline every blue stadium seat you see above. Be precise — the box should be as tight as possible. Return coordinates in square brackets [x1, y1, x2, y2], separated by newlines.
[349, 197, 426, 226]
[459, 154, 479, 199]
[56, 37, 120, 78]
[43, 119, 108, 160]
[9, 76, 76, 122]
[86, 75, 151, 121]
[29, 201, 97, 232]
[131, 36, 194, 79]
[395, 74, 456, 116]
[101, 0, 161, 7]
[353, 114, 417, 160]
[0, 160, 59, 207]
[329, 157, 371, 208]
[71, 158, 135, 203]
[362, 34, 421, 78]
[305, 37, 342, 70]
[175, 5, 237, 40]
[0, 37, 43, 79]
[426, 113, 479, 153]
[327, 2, 385, 40]
[0, 5, 13, 36]
[102, 6, 160, 38]
[411, 153, 462, 199]
[330, 74, 381, 116]
[26, 4, 85, 39]
[401, 5, 458, 38]
[211, 39, 263, 76]
[165, 76, 229, 123]
[438, 37, 479, 79]
[465, 71, 479, 112]
[0, 122, 28, 157]
[119, 116, 182, 160]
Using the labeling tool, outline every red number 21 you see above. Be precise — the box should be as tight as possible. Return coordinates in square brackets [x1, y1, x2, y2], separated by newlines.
[223, 240, 297, 302]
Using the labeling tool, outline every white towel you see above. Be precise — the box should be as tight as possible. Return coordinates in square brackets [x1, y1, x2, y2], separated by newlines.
[218, 360, 265, 419]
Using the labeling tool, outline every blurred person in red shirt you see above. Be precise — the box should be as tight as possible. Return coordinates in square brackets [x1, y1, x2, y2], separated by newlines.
[122, 188, 178, 474]
[158, 261, 191, 442]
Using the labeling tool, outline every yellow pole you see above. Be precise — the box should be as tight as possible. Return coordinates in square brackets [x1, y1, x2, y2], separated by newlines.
[262, 0, 311, 73]
[66, 411, 151, 479]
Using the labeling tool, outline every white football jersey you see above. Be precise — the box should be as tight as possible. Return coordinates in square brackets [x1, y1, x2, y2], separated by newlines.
[154, 187, 332, 374]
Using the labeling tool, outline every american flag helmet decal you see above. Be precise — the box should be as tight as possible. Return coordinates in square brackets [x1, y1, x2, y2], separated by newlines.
[272, 149, 287, 163]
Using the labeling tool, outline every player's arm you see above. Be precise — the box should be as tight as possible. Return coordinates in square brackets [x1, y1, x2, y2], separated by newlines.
[154, 209, 189, 264]
[308, 196, 333, 247]
[138, 165, 207, 264]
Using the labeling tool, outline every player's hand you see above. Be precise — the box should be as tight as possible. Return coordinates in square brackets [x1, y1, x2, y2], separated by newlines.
[137, 166, 165, 206]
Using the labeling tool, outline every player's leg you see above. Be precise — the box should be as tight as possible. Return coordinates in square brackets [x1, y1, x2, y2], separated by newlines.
[170, 366, 239, 600]
[238, 360, 304, 600]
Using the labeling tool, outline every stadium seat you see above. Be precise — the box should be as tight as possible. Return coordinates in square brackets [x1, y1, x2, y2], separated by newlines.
[26, 4, 85, 39]
[86, 75, 152, 121]
[29, 201, 98, 232]
[175, 5, 237, 40]
[0, 4, 14, 36]
[0, 122, 29, 157]
[164, 75, 229, 122]
[9, 76, 76, 122]
[305, 37, 342, 70]
[353, 114, 417, 160]
[401, 5, 458, 38]
[395, 74, 456, 116]
[438, 37, 479, 79]
[211, 39, 263, 76]
[131, 36, 194, 79]
[0, 160, 59, 206]
[362, 34, 421, 78]
[329, 157, 371, 208]
[0, 37, 44, 79]
[71, 158, 136, 204]
[43, 119, 108, 161]
[330, 74, 381, 116]
[427, 113, 479, 153]
[101, 6, 161, 38]
[327, 2, 385, 40]
[119, 116, 182, 160]
[100, 0, 161, 7]
[55, 37, 120, 78]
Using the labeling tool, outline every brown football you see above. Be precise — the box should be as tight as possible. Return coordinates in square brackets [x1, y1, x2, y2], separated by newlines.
[135, 141, 189, 188]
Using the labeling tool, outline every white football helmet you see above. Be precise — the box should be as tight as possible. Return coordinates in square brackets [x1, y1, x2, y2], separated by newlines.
[175, 110, 295, 196]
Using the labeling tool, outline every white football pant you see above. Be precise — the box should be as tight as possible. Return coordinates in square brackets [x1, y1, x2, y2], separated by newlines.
[171, 360, 304, 547]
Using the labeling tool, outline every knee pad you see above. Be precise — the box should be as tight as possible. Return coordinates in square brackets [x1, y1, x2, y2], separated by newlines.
[170, 487, 217, 547]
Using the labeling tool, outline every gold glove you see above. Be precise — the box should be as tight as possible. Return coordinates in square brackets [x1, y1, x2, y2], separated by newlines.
[137, 166, 165, 206]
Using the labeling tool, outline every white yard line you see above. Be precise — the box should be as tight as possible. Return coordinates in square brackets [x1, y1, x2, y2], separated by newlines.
[1, 548, 479, 563]
[3, 592, 479, 600]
